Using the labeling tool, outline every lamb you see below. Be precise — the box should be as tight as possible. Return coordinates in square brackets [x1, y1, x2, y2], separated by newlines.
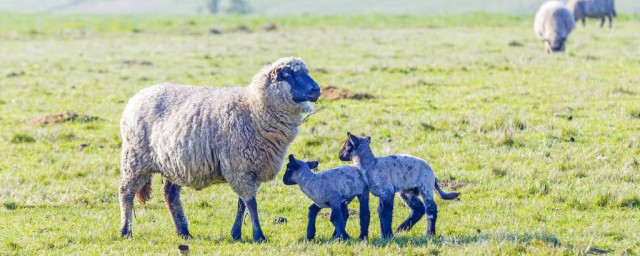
[567, 0, 616, 28]
[118, 57, 321, 242]
[283, 155, 370, 240]
[534, 1, 576, 53]
[338, 133, 460, 238]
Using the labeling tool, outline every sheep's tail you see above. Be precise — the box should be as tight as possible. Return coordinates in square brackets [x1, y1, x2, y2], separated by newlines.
[135, 176, 153, 204]
[434, 178, 460, 200]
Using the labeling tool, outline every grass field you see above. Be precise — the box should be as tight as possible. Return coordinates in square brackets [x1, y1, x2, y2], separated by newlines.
[1, 14, 639, 255]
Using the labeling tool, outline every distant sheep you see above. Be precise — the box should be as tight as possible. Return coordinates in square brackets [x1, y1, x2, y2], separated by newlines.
[283, 154, 370, 240]
[534, 1, 576, 53]
[339, 133, 460, 238]
[567, 0, 616, 28]
[118, 57, 321, 242]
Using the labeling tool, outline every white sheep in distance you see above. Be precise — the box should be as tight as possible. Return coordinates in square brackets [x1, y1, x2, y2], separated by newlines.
[118, 57, 321, 242]
[567, 0, 616, 28]
[534, 1, 576, 53]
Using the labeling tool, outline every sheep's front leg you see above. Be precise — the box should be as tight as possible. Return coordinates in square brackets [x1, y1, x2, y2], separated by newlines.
[357, 192, 370, 240]
[377, 194, 394, 239]
[163, 178, 191, 238]
[329, 200, 350, 240]
[244, 197, 266, 242]
[231, 198, 246, 241]
[396, 191, 425, 233]
[608, 15, 612, 29]
[600, 17, 606, 28]
[306, 204, 321, 240]
[581, 18, 586, 27]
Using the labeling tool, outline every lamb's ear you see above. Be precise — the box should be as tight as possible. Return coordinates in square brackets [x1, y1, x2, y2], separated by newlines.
[307, 161, 319, 169]
[365, 136, 371, 143]
[288, 154, 296, 162]
[347, 132, 359, 146]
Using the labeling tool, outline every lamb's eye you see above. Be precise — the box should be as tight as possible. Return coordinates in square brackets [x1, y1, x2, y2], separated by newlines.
[282, 73, 290, 77]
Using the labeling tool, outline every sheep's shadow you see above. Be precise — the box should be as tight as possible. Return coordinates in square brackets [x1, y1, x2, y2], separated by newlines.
[300, 232, 562, 248]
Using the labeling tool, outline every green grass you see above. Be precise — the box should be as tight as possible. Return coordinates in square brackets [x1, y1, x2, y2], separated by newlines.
[1, 14, 639, 255]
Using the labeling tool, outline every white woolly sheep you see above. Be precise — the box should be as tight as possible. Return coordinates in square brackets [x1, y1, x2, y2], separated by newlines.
[283, 154, 370, 241]
[534, 1, 576, 53]
[567, 0, 616, 28]
[118, 57, 321, 242]
[339, 133, 460, 238]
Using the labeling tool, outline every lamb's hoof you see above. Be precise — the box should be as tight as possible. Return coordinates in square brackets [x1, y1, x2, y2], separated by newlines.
[231, 229, 242, 241]
[381, 233, 394, 239]
[357, 235, 368, 241]
[306, 236, 315, 241]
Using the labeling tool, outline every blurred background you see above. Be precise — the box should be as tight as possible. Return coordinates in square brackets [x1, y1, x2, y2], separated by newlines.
[1, 0, 639, 15]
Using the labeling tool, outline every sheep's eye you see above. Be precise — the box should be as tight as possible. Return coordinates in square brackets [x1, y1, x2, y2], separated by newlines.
[282, 72, 290, 77]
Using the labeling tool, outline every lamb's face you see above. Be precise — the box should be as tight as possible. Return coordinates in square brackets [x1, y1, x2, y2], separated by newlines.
[338, 132, 371, 161]
[274, 64, 320, 103]
[283, 154, 318, 185]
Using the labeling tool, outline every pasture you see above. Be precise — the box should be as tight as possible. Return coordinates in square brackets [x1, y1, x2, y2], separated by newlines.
[1, 13, 639, 255]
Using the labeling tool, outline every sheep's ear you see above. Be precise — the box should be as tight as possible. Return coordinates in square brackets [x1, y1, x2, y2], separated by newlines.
[288, 154, 296, 162]
[347, 132, 359, 146]
[365, 136, 371, 143]
[307, 161, 319, 169]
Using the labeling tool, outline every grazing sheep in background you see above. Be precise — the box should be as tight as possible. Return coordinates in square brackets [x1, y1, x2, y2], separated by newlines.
[118, 57, 321, 242]
[567, 0, 616, 28]
[283, 155, 370, 241]
[339, 133, 460, 238]
[534, 1, 576, 53]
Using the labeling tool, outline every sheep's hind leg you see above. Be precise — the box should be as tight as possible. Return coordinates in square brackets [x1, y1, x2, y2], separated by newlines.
[119, 173, 150, 238]
[163, 178, 191, 238]
[600, 17, 606, 28]
[421, 191, 438, 236]
[329, 200, 350, 240]
[608, 15, 612, 29]
[395, 190, 425, 233]
[244, 197, 266, 242]
[306, 204, 321, 240]
[231, 198, 246, 241]
[332, 202, 350, 239]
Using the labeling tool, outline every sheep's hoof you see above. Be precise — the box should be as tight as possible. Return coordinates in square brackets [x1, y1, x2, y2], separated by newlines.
[120, 229, 133, 239]
[357, 235, 368, 241]
[252, 234, 267, 243]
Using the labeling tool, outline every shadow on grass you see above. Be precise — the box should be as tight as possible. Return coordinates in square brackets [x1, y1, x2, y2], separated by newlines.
[300, 232, 562, 248]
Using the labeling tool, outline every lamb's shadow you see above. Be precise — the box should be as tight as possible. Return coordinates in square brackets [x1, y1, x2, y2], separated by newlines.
[300, 232, 562, 248]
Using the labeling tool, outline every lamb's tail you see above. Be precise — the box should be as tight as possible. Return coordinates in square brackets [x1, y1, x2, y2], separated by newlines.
[434, 179, 460, 200]
[135, 176, 153, 204]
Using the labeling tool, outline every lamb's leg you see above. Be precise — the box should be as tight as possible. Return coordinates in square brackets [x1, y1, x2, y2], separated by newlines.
[582, 18, 586, 27]
[357, 192, 370, 240]
[244, 197, 266, 242]
[608, 15, 612, 29]
[600, 17, 605, 28]
[329, 200, 350, 240]
[306, 204, 321, 240]
[231, 198, 246, 241]
[395, 191, 425, 233]
[377, 195, 394, 239]
[119, 173, 149, 238]
[331, 202, 350, 239]
[163, 178, 191, 238]
[421, 191, 438, 236]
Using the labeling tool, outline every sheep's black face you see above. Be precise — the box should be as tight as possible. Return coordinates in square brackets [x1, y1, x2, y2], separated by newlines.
[339, 132, 371, 161]
[546, 38, 566, 53]
[278, 67, 321, 103]
[283, 154, 319, 185]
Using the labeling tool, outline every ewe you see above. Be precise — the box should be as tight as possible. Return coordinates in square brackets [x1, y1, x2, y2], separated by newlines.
[534, 1, 576, 53]
[567, 0, 616, 28]
[118, 57, 320, 242]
